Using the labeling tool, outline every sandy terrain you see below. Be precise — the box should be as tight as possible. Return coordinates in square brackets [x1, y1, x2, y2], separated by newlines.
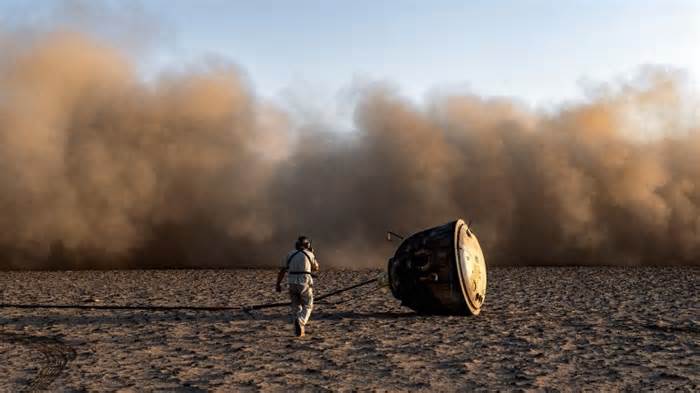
[0, 267, 697, 392]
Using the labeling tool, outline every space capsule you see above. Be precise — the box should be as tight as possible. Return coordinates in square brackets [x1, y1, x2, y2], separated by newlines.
[387, 219, 486, 315]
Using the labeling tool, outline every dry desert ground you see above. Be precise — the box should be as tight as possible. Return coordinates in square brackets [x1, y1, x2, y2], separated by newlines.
[0, 267, 698, 391]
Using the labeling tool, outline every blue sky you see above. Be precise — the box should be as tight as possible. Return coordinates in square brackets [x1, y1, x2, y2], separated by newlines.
[2, 0, 699, 106]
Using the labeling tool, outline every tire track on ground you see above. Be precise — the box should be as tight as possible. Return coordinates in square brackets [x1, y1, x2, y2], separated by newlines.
[0, 333, 76, 392]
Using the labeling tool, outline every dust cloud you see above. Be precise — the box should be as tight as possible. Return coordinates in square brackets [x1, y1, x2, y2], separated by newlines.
[1, 30, 698, 269]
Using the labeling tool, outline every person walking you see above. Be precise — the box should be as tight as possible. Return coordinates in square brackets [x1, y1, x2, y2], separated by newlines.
[276, 236, 319, 337]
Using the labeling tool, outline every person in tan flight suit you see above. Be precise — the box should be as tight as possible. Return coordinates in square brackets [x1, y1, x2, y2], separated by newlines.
[276, 236, 319, 337]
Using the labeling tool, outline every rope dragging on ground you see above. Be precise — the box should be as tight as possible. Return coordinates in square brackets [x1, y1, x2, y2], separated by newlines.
[242, 277, 379, 312]
[0, 277, 380, 313]
[318, 285, 383, 306]
[239, 277, 379, 318]
[0, 303, 240, 312]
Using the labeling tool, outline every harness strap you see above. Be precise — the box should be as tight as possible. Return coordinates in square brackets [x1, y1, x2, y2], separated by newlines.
[286, 250, 314, 275]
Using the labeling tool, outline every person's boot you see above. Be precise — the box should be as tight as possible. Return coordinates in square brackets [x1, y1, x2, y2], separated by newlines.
[294, 319, 304, 337]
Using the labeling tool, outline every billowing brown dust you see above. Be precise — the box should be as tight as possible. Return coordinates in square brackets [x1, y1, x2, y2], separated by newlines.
[1, 31, 699, 269]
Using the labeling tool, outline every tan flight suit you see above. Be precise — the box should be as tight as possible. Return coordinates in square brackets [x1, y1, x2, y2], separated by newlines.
[283, 249, 319, 327]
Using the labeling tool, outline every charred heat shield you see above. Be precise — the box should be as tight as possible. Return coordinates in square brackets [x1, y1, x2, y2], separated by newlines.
[387, 219, 487, 315]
